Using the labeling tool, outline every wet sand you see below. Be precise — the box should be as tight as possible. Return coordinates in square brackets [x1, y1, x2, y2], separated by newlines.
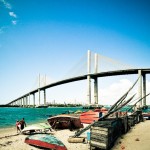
[0, 121, 150, 150]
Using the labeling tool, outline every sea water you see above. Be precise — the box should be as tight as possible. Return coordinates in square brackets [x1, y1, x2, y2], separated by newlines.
[0, 107, 83, 128]
[1, 106, 149, 129]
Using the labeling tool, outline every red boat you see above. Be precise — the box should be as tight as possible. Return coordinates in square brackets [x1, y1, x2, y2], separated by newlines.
[47, 114, 83, 129]
[80, 108, 108, 124]
[80, 110, 99, 124]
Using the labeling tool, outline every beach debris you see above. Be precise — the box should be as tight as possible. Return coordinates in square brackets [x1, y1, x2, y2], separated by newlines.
[121, 145, 125, 149]
[5, 141, 12, 145]
[135, 138, 140, 141]
[68, 137, 85, 143]
[0, 144, 6, 146]
[0, 134, 18, 139]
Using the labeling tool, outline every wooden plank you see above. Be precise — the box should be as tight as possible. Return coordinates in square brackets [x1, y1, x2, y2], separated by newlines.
[91, 135, 108, 142]
[90, 140, 107, 149]
[91, 126, 108, 131]
[91, 128, 108, 135]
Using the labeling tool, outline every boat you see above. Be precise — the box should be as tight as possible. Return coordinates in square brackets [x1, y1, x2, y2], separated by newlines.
[47, 114, 83, 129]
[35, 105, 48, 108]
[22, 122, 52, 134]
[80, 110, 100, 124]
[25, 133, 67, 150]
[80, 108, 108, 124]
[142, 112, 150, 120]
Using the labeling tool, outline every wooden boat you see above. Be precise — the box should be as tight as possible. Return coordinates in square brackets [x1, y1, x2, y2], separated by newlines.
[25, 134, 67, 150]
[47, 114, 83, 129]
[80, 108, 108, 124]
[142, 113, 150, 120]
[80, 110, 100, 124]
[22, 123, 52, 134]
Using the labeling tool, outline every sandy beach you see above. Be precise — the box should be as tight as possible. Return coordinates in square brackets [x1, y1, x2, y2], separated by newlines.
[112, 120, 150, 150]
[0, 121, 150, 150]
[0, 124, 89, 150]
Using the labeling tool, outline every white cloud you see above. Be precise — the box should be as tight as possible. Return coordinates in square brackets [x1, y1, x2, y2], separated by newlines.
[1, 1, 18, 26]
[99, 79, 135, 105]
[98, 78, 150, 105]
[9, 12, 17, 18]
[0, 0, 11, 9]
[12, 20, 17, 25]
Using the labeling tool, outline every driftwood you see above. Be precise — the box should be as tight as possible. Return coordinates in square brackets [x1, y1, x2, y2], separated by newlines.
[68, 137, 85, 143]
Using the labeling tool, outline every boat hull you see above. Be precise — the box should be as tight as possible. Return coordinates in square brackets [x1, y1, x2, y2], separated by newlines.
[47, 115, 83, 129]
[80, 110, 100, 124]
[25, 134, 67, 150]
[22, 123, 51, 134]
[143, 113, 150, 120]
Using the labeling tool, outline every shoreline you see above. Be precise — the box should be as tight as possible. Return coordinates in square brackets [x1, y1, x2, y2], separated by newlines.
[0, 121, 150, 150]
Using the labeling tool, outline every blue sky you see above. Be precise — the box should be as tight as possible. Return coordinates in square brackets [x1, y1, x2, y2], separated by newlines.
[0, 0, 150, 105]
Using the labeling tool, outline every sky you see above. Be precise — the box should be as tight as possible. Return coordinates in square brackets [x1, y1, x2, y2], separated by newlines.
[0, 0, 150, 105]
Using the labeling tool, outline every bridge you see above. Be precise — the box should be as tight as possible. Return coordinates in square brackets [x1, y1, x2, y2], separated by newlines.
[7, 50, 150, 107]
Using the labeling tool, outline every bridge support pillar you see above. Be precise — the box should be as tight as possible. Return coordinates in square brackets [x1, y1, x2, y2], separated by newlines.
[87, 50, 91, 104]
[138, 70, 142, 107]
[23, 98, 25, 107]
[20, 99, 22, 107]
[28, 94, 30, 107]
[44, 89, 46, 106]
[33, 93, 35, 107]
[26, 96, 28, 107]
[87, 75, 91, 104]
[94, 53, 98, 104]
[38, 89, 40, 106]
[94, 77, 98, 104]
[143, 73, 146, 106]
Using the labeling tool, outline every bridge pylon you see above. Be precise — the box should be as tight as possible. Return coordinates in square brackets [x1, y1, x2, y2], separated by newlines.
[87, 50, 99, 105]
[87, 50, 91, 105]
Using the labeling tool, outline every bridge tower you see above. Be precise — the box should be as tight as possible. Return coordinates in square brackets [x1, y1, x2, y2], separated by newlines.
[143, 73, 146, 106]
[87, 50, 99, 105]
[138, 70, 147, 108]
[87, 50, 91, 104]
[94, 53, 98, 104]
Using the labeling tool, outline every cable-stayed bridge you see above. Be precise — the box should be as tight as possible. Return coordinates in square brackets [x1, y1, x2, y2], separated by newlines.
[7, 50, 150, 107]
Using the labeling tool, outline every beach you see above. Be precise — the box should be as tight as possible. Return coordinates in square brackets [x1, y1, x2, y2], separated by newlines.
[113, 120, 150, 150]
[0, 124, 89, 150]
[0, 121, 150, 150]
